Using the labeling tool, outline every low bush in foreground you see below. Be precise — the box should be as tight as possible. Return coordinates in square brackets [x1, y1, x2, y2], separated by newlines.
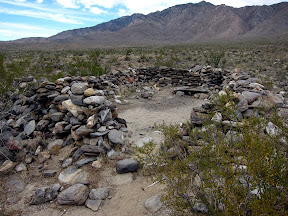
[136, 93, 288, 215]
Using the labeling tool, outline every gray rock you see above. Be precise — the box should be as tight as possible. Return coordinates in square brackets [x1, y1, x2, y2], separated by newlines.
[58, 166, 89, 185]
[141, 91, 154, 99]
[90, 131, 109, 137]
[73, 125, 94, 140]
[53, 95, 69, 103]
[24, 120, 36, 136]
[30, 184, 59, 205]
[83, 96, 105, 106]
[15, 163, 27, 172]
[229, 110, 243, 121]
[236, 98, 249, 112]
[175, 91, 185, 96]
[47, 139, 63, 152]
[72, 145, 105, 161]
[5, 174, 25, 193]
[43, 170, 57, 177]
[266, 122, 281, 137]
[62, 99, 83, 117]
[144, 195, 163, 213]
[100, 109, 112, 123]
[108, 129, 124, 144]
[50, 112, 65, 122]
[116, 159, 138, 174]
[85, 199, 103, 211]
[244, 109, 260, 118]
[193, 202, 208, 213]
[75, 157, 97, 168]
[57, 184, 89, 205]
[0, 160, 16, 174]
[89, 188, 109, 200]
[107, 149, 118, 160]
[71, 83, 88, 95]
[36, 120, 50, 131]
[70, 94, 84, 106]
[134, 137, 153, 148]
[61, 86, 70, 94]
[62, 158, 73, 168]
[242, 91, 261, 104]
[70, 116, 82, 125]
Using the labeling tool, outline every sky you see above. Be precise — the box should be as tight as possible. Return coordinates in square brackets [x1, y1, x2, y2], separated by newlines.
[0, 0, 286, 41]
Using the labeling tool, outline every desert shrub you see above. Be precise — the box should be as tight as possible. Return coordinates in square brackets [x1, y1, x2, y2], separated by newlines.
[136, 92, 288, 216]
[205, 51, 225, 68]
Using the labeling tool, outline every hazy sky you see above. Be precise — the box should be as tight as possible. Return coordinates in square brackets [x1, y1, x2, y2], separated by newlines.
[0, 0, 286, 41]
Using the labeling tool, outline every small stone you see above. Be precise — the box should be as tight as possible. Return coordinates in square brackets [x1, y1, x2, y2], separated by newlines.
[89, 188, 109, 200]
[0, 160, 16, 174]
[47, 139, 63, 153]
[58, 166, 89, 185]
[87, 115, 97, 129]
[116, 159, 138, 174]
[211, 112, 222, 123]
[85, 199, 103, 211]
[266, 122, 281, 137]
[107, 149, 118, 160]
[61, 86, 70, 94]
[193, 202, 208, 213]
[141, 91, 154, 99]
[24, 120, 36, 136]
[75, 157, 97, 168]
[134, 137, 153, 148]
[5, 137, 23, 151]
[62, 158, 73, 168]
[71, 83, 88, 95]
[70, 94, 84, 106]
[100, 109, 112, 123]
[57, 184, 89, 205]
[84, 88, 96, 97]
[144, 195, 163, 213]
[108, 129, 124, 145]
[242, 91, 261, 104]
[91, 160, 103, 169]
[15, 163, 27, 172]
[50, 112, 65, 122]
[43, 170, 57, 177]
[83, 96, 105, 106]
[175, 91, 185, 96]
[62, 99, 83, 117]
[190, 110, 202, 125]
[36, 120, 50, 131]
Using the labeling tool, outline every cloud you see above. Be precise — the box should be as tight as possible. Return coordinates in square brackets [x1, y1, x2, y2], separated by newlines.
[90, 6, 107, 14]
[36, 0, 43, 3]
[56, 0, 79, 8]
[0, 8, 82, 24]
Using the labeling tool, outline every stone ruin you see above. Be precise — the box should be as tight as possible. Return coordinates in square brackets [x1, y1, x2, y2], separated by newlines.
[0, 65, 286, 212]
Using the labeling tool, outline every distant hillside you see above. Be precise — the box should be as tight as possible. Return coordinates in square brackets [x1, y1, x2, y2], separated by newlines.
[8, 1, 288, 46]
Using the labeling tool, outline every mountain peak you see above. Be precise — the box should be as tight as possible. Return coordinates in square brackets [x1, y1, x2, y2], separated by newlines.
[11, 1, 288, 46]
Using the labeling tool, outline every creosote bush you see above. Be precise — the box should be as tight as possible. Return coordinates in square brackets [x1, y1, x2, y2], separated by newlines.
[135, 92, 288, 216]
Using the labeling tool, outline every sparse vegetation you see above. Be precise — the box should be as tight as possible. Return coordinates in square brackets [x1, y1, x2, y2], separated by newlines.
[0, 40, 287, 98]
[135, 92, 288, 215]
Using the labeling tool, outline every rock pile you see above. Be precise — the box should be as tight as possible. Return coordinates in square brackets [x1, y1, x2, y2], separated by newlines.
[0, 65, 286, 212]
[136, 65, 225, 88]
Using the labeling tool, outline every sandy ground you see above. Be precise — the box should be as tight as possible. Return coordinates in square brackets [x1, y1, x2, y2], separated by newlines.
[0, 87, 205, 216]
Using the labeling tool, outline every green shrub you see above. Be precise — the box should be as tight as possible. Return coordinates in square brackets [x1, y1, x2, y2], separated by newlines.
[135, 93, 288, 216]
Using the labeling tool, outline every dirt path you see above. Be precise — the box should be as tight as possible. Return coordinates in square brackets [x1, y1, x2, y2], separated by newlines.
[1, 88, 204, 216]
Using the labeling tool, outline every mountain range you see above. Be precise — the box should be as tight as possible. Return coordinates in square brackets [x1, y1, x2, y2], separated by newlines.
[6, 1, 288, 46]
